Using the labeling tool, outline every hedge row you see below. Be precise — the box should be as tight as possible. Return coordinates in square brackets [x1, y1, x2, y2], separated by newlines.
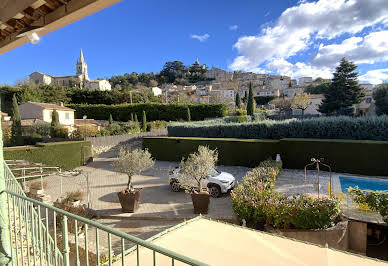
[142, 137, 388, 175]
[66, 103, 228, 122]
[167, 116, 388, 141]
[4, 141, 92, 169]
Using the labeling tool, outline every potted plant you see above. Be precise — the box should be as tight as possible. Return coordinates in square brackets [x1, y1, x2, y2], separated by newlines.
[29, 181, 46, 195]
[113, 148, 154, 213]
[179, 146, 218, 214]
[62, 191, 84, 207]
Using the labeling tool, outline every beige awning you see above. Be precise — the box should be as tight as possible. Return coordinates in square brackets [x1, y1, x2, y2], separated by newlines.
[116, 217, 386, 266]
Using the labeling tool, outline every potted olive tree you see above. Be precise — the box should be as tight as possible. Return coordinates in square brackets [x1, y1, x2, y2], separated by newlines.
[179, 146, 218, 214]
[113, 148, 154, 213]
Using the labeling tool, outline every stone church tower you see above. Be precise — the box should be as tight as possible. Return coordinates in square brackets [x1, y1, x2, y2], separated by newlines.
[76, 49, 89, 86]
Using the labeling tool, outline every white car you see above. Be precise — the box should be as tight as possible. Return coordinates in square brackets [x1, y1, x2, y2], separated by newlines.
[168, 167, 236, 198]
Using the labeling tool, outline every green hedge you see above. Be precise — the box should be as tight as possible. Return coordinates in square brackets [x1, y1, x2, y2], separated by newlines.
[4, 141, 92, 169]
[143, 137, 388, 175]
[167, 116, 388, 141]
[66, 103, 227, 122]
[143, 137, 278, 168]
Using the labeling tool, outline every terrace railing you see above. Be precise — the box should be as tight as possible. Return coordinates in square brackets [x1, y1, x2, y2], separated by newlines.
[3, 162, 208, 266]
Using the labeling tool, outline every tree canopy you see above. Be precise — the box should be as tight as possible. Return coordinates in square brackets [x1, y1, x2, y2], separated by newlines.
[319, 58, 365, 115]
[373, 83, 388, 115]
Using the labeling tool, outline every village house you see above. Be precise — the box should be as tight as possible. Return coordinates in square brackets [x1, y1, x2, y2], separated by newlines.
[18, 102, 76, 132]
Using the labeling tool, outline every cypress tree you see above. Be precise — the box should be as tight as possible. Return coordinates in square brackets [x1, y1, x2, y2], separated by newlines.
[235, 93, 241, 109]
[11, 94, 22, 145]
[246, 82, 255, 116]
[134, 113, 138, 123]
[142, 110, 147, 131]
[186, 107, 191, 122]
[130, 113, 134, 122]
[108, 114, 113, 125]
[50, 109, 60, 138]
[319, 58, 365, 115]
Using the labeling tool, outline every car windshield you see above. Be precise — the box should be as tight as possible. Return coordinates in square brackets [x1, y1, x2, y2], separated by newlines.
[209, 169, 220, 177]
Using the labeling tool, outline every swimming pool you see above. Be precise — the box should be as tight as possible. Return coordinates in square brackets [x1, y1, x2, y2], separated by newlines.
[339, 176, 388, 193]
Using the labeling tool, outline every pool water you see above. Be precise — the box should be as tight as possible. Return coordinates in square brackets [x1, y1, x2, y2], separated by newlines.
[340, 176, 388, 193]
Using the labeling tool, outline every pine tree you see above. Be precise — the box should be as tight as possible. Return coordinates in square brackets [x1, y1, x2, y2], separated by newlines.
[319, 58, 365, 115]
[235, 93, 241, 109]
[246, 82, 255, 116]
[11, 94, 22, 145]
[186, 107, 191, 122]
[142, 110, 147, 131]
[50, 110, 60, 138]
[108, 114, 113, 125]
[130, 113, 134, 122]
[135, 113, 138, 123]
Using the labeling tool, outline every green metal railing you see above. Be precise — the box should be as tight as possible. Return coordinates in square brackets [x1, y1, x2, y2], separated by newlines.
[3, 162, 208, 266]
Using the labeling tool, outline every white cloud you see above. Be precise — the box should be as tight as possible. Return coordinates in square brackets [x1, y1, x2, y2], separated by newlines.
[190, 34, 210, 42]
[229, 0, 388, 78]
[267, 58, 332, 79]
[359, 69, 388, 84]
[229, 25, 239, 31]
[313, 31, 388, 67]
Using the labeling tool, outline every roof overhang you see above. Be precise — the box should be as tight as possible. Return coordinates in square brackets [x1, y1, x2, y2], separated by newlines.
[0, 0, 121, 55]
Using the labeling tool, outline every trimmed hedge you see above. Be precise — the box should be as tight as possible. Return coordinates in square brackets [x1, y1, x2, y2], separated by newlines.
[167, 115, 388, 141]
[143, 137, 388, 175]
[4, 141, 92, 169]
[142, 137, 277, 167]
[66, 103, 227, 122]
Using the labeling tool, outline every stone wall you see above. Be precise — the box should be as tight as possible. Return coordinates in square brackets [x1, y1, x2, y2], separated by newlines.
[266, 221, 349, 251]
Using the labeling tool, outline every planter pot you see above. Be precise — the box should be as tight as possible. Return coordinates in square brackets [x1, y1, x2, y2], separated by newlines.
[191, 191, 210, 214]
[71, 200, 81, 207]
[117, 188, 142, 213]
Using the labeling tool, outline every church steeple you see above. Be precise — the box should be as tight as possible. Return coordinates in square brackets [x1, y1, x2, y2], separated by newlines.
[79, 48, 85, 63]
[76, 48, 89, 85]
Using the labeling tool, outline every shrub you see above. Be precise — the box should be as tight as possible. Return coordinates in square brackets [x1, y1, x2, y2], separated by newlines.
[142, 111, 147, 131]
[231, 159, 340, 230]
[168, 115, 388, 141]
[72, 125, 99, 138]
[348, 187, 388, 223]
[146, 120, 168, 131]
[66, 103, 228, 122]
[31, 121, 51, 137]
[235, 109, 247, 116]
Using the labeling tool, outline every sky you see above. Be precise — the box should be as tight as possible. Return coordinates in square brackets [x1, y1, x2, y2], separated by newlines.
[0, 0, 387, 85]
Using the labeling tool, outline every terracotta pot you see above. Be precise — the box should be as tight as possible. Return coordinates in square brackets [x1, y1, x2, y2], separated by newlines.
[191, 191, 210, 214]
[117, 188, 142, 213]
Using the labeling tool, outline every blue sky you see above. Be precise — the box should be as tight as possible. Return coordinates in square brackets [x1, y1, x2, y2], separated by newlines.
[1, 0, 387, 85]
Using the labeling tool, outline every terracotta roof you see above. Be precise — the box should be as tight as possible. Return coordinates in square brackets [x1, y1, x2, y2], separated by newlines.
[26, 102, 75, 111]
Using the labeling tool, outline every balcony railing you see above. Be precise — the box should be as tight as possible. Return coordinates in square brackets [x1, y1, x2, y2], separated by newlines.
[3, 162, 208, 266]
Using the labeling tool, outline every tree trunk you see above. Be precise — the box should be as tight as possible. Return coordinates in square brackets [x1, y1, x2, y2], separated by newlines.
[127, 175, 133, 192]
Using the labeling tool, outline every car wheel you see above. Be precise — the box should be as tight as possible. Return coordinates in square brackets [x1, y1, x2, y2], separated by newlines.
[170, 182, 181, 192]
[209, 185, 221, 198]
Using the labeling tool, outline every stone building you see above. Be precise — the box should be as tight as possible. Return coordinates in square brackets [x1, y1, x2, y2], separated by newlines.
[29, 49, 111, 91]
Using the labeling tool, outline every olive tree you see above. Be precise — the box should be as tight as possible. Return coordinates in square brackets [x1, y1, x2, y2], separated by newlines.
[178, 146, 218, 192]
[113, 148, 155, 192]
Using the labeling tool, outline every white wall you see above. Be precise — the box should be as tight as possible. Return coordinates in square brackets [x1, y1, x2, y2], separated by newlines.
[43, 109, 74, 126]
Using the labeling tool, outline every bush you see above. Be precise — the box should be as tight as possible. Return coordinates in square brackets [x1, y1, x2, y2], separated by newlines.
[168, 115, 388, 141]
[235, 109, 247, 116]
[72, 125, 99, 138]
[348, 187, 388, 223]
[3, 141, 92, 169]
[66, 103, 228, 122]
[231, 159, 340, 230]
[146, 120, 168, 131]
[31, 121, 51, 137]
